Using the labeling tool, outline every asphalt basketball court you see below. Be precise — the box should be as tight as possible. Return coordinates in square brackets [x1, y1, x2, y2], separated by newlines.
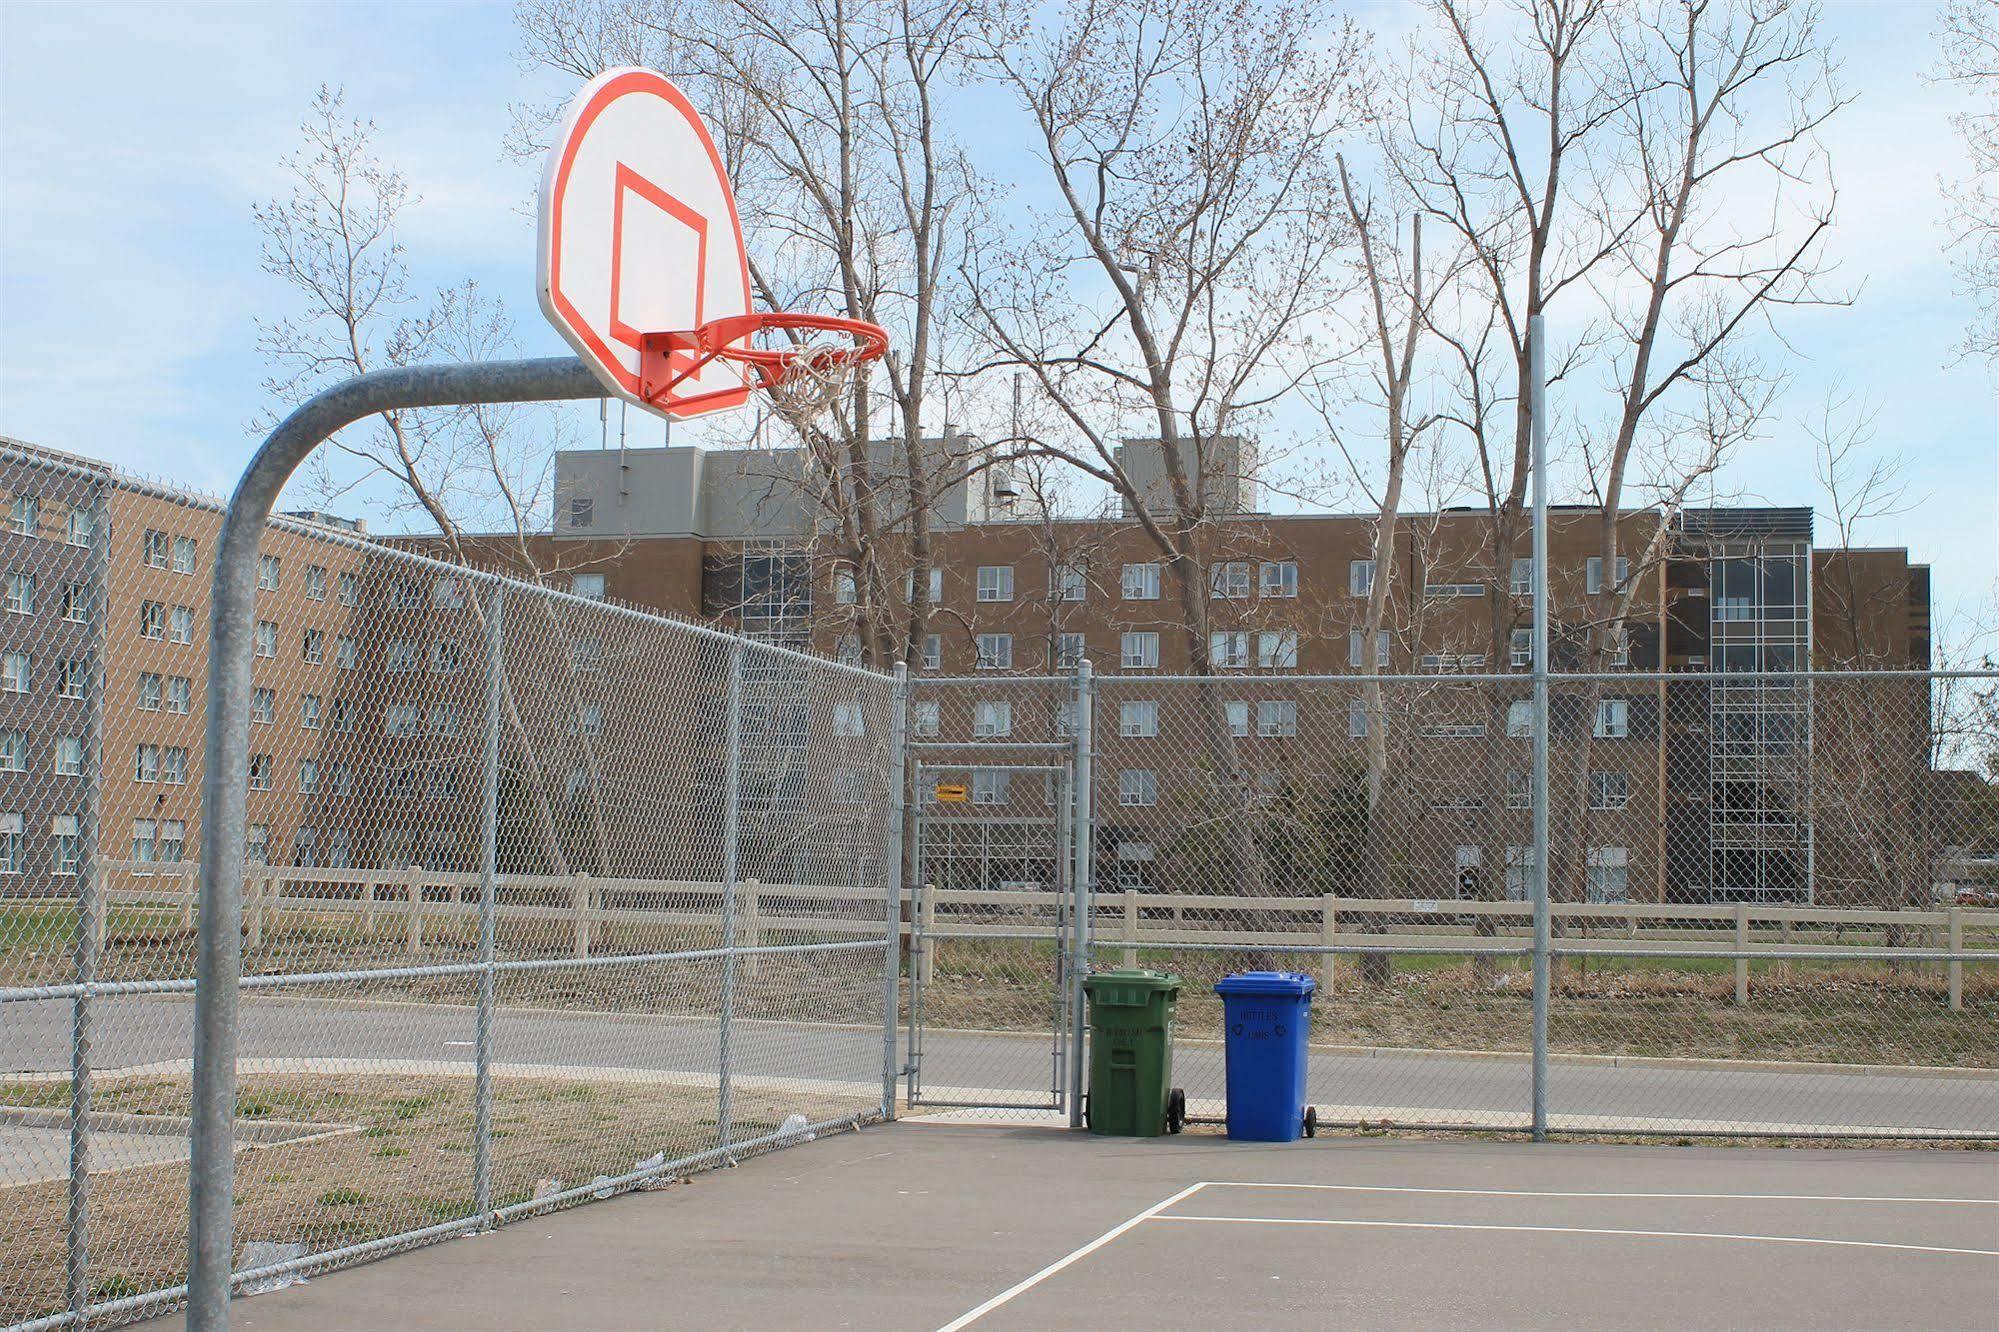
[137, 1121, 1998, 1331]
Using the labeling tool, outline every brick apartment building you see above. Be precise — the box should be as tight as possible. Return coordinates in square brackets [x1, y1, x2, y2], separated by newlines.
[0, 435, 1934, 906]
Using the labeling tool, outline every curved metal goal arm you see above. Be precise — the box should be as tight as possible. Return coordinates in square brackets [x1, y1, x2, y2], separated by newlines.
[187, 356, 606, 1330]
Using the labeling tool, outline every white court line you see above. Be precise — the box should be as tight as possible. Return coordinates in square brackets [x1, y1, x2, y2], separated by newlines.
[1200, 1181, 1999, 1206]
[934, 1182, 1209, 1332]
[1154, 1215, 1999, 1258]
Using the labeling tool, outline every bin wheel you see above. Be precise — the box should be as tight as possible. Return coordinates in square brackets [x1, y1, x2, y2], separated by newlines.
[1303, 1106, 1319, 1139]
[1166, 1088, 1186, 1134]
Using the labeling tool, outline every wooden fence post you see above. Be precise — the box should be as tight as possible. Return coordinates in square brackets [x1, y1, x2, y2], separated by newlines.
[406, 865, 425, 955]
[180, 867, 195, 929]
[1733, 902, 1749, 1006]
[572, 874, 592, 960]
[1947, 907, 1963, 1013]
[361, 877, 377, 939]
[1320, 896, 1338, 992]
[1122, 889, 1138, 968]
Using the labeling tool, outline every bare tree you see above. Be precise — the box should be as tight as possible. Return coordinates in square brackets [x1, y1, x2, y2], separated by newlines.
[1938, 0, 1999, 366]
[962, 0, 1365, 894]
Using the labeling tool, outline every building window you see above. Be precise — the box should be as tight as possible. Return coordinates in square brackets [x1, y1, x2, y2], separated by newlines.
[1257, 700, 1297, 738]
[1121, 632, 1159, 671]
[248, 754, 272, 791]
[61, 582, 88, 622]
[1347, 630, 1389, 669]
[305, 564, 327, 601]
[301, 694, 322, 730]
[976, 565, 1014, 602]
[1053, 563, 1087, 601]
[246, 824, 270, 866]
[0, 730, 25, 772]
[385, 703, 421, 736]
[574, 703, 601, 736]
[293, 826, 318, 868]
[299, 760, 320, 795]
[170, 605, 194, 644]
[1054, 701, 1078, 738]
[331, 698, 353, 732]
[432, 702, 465, 736]
[912, 701, 941, 737]
[976, 633, 1013, 671]
[161, 821, 189, 864]
[1505, 845, 1536, 901]
[921, 634, 942, 671]
[1510, 628, 1532, 668]
[1347, 697, 1368, 738]
[573, 637, 604, 673]
[170, 535, 196, 574]
[568, 494, 594, 528]
[138, 601, 166, 640]
[1594, 699, 1630, 739]
[571, 572, 606, 601]
[1258, 631, 1298, 670]
[1348, 559, 1375, 597]
[1261, 561, 1298, 598]
[1425, 582, 1485, 599]
[1586, 846, 1629, 903]
[56, 735, 83, 776]
[0, 813, 24, 875]
[3, 571, 35, 615]
[302, 628, 324, 664]
[134, 744, 161, 783]
[387, 640, 418, 673]
[1122, 563, 1161, 600]
[251, 687, 275, 725]
[338, 572, 359, 606]
[832, 567, 857, 604]
[162, 747, 188, 785]
[57, 659, 86, 700]
[836, 634, 865, 667]
[66, 507, 93, 547]
[971, 770, 1010, 806]
[1585, 556, 1630, 595]
[1226, 700, 1250, 737]
[143, 529, 170, 568]
[905, 567, 943, 603]
[829, 701, 867, 737]
[1210, 562, 1250, 599]
[973, 701, 1013, 738]
[258, 554, 281, 591]
[1120, 700, 1159, 738]
[1210, 631, 1249, 670]
[254, 621, 277, 658]
[165, 676, 190, 714]
[1511, 558, 1533, 597]
[1118, 769, 1158, 807]
[1, 652, 28, 694]
[130, 818, 158, 866]
[137, 672, 162, 711]
[9, 494, 38, 536]
[428, 577, 464, 609]
[51, 815, 80, 875]
[337, 636, 357, 670]
[429, 639, 463, 675]
[331, 763, 353, 795]
[1589, 771, 1630, 811]
[1055, 633, 1086, 670]
[1508, 699, 1532, 736]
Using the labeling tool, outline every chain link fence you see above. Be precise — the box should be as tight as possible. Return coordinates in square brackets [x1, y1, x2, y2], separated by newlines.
[908, 668, 1998, 1136]
[0, 445, 901, 1330]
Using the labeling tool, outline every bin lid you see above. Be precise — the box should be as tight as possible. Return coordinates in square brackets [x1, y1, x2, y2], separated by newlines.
[1084, 968, 1181, 994]
[1214, 970, 1317, 998]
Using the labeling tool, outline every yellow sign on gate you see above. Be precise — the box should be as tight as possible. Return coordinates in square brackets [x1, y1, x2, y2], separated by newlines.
[934, 782, 969, 804]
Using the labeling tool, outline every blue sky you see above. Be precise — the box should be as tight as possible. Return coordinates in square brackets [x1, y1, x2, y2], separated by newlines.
[0, 0, 1992, 637]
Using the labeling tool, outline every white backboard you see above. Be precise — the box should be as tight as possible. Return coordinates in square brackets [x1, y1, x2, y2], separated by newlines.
[537, 68, 753, 419]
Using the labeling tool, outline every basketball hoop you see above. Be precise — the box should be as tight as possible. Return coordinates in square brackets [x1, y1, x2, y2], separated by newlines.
[640, 311, 888, 419]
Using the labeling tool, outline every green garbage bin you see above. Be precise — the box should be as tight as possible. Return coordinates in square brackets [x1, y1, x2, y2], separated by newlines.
[1081, 969, 1185, 1136]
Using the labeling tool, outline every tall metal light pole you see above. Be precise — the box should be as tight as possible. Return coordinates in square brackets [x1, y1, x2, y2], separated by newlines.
[1528, 315, 1552, 1142]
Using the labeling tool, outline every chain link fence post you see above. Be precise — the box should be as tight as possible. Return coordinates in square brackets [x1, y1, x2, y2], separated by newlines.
[1068, 659, 1094, 1130]
[882, 663, 909, 1120]
[64, 479, 109, 1321]
[1529, 312, 1552, 1143]
[472, 583, 504, 1226]
[716, 640, 744, 1149]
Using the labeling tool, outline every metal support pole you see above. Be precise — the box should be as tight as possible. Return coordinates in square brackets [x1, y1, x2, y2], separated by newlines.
[1528, 314, 1552, 1143]
[472, 585, 505, 1225]
[716, 641, 745, 1149]
[881, 665, 910, 1120]
[67, 481, 110, 1321]
[186, 355, 603, 1332]
[1068, 660, 1095, 1129]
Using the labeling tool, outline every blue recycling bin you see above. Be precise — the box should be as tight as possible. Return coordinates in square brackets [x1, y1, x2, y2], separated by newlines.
[1214, 971, 1317, 1141]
